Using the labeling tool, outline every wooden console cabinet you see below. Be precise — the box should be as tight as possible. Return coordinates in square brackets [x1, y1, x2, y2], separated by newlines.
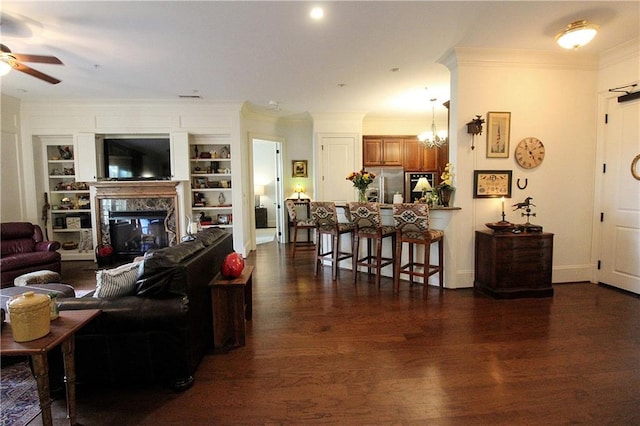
[474, 230, 554, 298]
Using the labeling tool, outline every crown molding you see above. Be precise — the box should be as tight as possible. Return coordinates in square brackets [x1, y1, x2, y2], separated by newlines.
[439, 47, 598, 72]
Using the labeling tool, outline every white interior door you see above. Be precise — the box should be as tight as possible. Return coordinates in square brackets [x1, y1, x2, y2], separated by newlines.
[598, 96, 640, 294]
[318, 134, 358, 202]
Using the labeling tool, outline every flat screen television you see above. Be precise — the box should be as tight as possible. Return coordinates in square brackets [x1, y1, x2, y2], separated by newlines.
[103, 138, 171, 180]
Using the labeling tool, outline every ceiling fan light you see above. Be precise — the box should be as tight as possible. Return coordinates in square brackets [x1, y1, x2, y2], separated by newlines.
[556, 20, 599, 49]
[0, 59, 12, 76]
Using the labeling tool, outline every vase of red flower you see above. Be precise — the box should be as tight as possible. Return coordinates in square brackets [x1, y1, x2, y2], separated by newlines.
[95, 243, 114, 267]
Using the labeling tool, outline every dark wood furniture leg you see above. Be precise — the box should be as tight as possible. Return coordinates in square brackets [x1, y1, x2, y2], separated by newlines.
[31, 353, 53, 426]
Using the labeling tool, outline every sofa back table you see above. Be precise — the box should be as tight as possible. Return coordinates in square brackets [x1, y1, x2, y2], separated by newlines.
[209, 265, 254, 352]
[1, 309, 101, 426]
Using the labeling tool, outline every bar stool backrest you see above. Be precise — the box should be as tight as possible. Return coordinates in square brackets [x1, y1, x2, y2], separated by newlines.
[349, 202, 381, 229]
[392, 203, 431, 233]
[285, 199, 297, 221]
[310, 201, 337, 226]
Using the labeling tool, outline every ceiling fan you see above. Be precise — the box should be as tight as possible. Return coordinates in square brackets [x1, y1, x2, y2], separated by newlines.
[0, 44, 63, 84]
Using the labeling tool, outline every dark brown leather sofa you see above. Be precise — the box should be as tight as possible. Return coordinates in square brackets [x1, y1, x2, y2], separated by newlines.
[54, 228, 233, 391]
[0, 222, 61, 288]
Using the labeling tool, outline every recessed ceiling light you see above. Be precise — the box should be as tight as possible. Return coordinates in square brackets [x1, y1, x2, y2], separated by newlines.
[310, 7, 324, 20]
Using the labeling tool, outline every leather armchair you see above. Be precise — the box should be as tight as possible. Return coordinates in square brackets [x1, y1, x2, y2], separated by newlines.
[1, 222, 61, 288]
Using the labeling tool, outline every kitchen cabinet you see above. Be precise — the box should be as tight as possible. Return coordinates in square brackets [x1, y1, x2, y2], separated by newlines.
[474, 230, 554, 298]
[363, 137, 403, 166]
[403, 137, 438, 171]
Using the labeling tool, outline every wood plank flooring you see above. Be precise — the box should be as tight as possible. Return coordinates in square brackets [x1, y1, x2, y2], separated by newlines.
[41, 240, 639, 425]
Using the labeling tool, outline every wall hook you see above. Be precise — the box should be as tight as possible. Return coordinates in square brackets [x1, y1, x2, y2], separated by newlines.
[517, 178, 528, 190]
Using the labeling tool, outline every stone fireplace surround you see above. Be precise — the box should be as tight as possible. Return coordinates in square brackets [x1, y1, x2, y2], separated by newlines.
[92, 181, 180, 248]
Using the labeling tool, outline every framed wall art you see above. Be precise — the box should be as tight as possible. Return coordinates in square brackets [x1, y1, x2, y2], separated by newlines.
[486, 112, 511, 158]
[473, 170, 513, 198]
[292, 160, 308, 178]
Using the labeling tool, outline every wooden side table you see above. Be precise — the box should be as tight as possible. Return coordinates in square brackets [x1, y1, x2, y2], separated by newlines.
[255, 207, 268, 228]
[474, 230, 554, 298]
[209, 265, 253, 351]
[1, 309, 101, 426]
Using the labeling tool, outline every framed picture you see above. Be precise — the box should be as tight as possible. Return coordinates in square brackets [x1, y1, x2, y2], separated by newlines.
[292, 160, 308, 178]
[473, 170, 513, 198]
[486, 112, 511, 158]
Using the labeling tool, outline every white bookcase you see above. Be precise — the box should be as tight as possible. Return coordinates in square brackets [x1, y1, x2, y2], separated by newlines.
[189, 137, 234, 231]
[42, 138, 94, 260]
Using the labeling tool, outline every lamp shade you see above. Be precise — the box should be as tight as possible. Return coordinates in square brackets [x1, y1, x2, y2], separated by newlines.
[413, 177, 432, 193]
[254, 185, 265, 196]
[555, 20, 598, 49]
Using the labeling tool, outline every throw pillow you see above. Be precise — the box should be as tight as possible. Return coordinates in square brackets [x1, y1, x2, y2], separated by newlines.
[94, 261, 140, 298]
[14, 270, 61, 286]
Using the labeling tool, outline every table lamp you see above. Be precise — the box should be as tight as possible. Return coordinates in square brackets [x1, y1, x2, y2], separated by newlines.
[294, 184, 304, 199]
[254, 185, 265, 207]
[413, 177, 432, 200]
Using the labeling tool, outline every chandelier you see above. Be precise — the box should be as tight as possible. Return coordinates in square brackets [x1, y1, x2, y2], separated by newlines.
[418, 98, 448, 148]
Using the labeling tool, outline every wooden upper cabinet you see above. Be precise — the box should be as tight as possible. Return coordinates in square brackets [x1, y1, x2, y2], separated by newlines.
[363, 137, 402, 166]
[363, 134, 445, 171]
[403, 137, 438, 171]
[363, 138, 384, 166]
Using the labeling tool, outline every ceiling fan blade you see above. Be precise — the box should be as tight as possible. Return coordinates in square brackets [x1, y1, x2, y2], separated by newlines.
[12, 62, 61, 84]
[0, 44, 11, 53]
[12, 53, 63, 65]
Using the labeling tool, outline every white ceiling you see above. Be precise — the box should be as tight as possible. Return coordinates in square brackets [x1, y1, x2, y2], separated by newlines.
[1, 1, 638, 117]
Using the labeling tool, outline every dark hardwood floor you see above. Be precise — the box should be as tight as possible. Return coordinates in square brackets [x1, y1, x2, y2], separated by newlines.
[39, 240, 639, 425]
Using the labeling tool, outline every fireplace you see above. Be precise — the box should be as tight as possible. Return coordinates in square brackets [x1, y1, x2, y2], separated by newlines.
[92, 181, 181, 257]
[109, 210, 168, 260]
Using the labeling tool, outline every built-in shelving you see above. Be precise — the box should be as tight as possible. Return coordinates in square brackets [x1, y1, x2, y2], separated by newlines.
[189, 141, 234, 230]
[42, 139, 94, 260]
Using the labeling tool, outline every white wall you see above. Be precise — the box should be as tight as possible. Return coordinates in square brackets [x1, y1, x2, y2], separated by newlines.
[1, 95, 25, 222]
[442, 48, 600, 287]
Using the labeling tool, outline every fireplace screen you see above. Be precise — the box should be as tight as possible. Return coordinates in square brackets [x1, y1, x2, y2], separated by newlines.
[109, 210, 168, 259]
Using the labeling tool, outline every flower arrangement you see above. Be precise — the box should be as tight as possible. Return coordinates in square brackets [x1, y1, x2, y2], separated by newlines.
[438, 163, 455, 191]
[347, 168, 377, 202]
[346, 169, 377, 191]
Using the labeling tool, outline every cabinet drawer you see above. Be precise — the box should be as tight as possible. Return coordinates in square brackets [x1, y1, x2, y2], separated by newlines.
[495, 235, 553, 250]
[496, 248, 552, 264]
[495, 272, 552, 289]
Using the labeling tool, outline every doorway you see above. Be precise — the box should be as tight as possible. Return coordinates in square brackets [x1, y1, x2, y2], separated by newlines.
[252, 136, 285, 245]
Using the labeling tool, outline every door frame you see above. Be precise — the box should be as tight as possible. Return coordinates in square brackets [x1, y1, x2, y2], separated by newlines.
[592, 89, 640, 293]
[250, 133, 286, 245]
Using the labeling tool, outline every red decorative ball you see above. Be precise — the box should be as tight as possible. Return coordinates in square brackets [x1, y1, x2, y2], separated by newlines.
[221, 252, 245, 278]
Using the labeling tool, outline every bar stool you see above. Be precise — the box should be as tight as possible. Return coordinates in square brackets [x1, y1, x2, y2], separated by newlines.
[349, 202, 396, 289]
[285, 199, 315, 258]
[393, 203, 444, 297]
[310, 201, 355, 280]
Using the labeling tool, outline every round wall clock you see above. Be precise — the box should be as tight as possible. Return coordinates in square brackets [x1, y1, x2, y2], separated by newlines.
[515, 137, 545, 169]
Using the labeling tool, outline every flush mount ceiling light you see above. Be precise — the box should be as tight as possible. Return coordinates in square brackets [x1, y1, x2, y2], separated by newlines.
[555, 20, 599, 49]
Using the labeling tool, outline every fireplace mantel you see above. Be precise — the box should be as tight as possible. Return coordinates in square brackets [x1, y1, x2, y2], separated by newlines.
[92, 181, 181, 247]
[92, 180, 180, 198]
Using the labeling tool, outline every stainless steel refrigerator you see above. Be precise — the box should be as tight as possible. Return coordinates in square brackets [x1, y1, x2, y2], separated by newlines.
[366, 167, 405, 203]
